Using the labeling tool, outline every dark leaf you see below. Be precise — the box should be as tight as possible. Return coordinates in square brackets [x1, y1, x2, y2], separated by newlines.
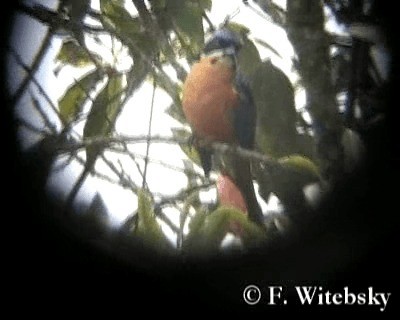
[278, 155, 321, 183]
[135, 190, 173, 251]
[126, 55, 151, 92]
[183, 207, 266, 253]
[56, 39, 100, 67]
[58, 69, 101, 122]
[100, 0, 158, 57]
[83, 74, 124, 164]
[251, 61, 300, 158]
[237, 37, 262, 79]
[60, 0, 90, 23]
[168, 0, 205, 50]
[253, 37, 283, 59]
[101, 0, 139, 35]
[84, 193, 110, 230]
[165, 102, 186, 124]
[153, 71, 181, 103]
[197, 0, 212, 11]
[225, 23, 263, 77]
[74, 193, 111, 241]
[148, 0, 166, 10]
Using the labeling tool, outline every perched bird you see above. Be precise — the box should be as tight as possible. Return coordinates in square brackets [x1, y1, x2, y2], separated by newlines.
[182, 29, 264, 227]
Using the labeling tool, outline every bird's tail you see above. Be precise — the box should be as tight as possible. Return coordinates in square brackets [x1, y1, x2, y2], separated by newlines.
[228, 156, 264, 227]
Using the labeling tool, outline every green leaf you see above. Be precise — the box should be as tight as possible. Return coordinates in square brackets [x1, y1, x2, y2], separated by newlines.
[100, 0, 157, 57]
[226, 22, 251, 35]
[149, 0, 166, 10]
[168, 1, 205, 49]
[135, 190, 172, 251]
[256, 155, 320, 212]
[224, 23, 262, 78]
[58, 69, 100, 122]
[101, 0, 139, 35]
[153, 71, 181, 103]
[100, 0, 125, 15]
[253, 37, 283, 59]
[165, 102, 186, 124]
[252, 61, 299, 158]
[126, 55, 151, 92]
[182, 208, 207, 252]
[183, 207, 266, 254]
[206, 207, 266, 248]
[83, 74, 124, 164]
[198, 0, 212, 11]
[56, 39, 99, 67]
[238, 38, 262, 79]
[278, 154, 321, 182]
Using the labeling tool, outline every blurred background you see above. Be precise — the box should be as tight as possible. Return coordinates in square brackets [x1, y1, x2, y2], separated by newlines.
[3, 0, 396, 312]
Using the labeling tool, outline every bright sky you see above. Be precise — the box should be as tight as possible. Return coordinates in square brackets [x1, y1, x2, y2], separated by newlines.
[9, 0, 292, 238]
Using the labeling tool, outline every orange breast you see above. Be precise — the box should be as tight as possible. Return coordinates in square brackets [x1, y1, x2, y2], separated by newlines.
[182, 56, 238, 142]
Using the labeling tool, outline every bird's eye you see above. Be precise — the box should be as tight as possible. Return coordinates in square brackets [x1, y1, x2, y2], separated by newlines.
[210, 57, 218, 64]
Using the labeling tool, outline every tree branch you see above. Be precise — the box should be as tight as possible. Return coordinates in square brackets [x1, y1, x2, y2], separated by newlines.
[71, 153, 133, 190]
[16, 117, 50, 136]
[55, 134, 282, 173]
[286, 0, 344, 181]
[9, 47, 67, 127]
[16, 3, 103, 35]
[10, 30, 52, 107]
[101, 154, 139, 192]
[156, 181, 215, 208]
[30, 93, 58, 134]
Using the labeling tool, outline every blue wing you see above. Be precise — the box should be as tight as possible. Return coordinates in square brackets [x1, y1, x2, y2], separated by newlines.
[234, 73, 257, 150]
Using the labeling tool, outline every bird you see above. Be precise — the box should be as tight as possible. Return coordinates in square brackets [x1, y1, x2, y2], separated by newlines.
[182, 28, 264, 227]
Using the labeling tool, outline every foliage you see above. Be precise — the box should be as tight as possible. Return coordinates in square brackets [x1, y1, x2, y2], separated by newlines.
[183, 206, 267, 255]
[14, 0, 389, 256]
[133, 190, 173, 252]
[58, 69, 100, 122]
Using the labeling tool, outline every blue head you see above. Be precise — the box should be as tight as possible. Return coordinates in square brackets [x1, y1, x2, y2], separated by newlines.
[203, 29, 242, 57]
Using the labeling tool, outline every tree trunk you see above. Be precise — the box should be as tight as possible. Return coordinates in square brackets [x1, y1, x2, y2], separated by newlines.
[286, 0, 344, 182]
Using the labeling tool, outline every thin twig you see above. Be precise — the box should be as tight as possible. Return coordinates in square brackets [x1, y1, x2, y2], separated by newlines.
[17, 3, 104, 36]
[202, 12, 216, 32]
[121, 143, 148, 189]
[9, 47, 67, 127]
[131, 0, 188, 83]
[56, 134, 280, 170]
[249, 0, 286, 27]
[10, 31, 53, 107]
[30, 93, 58, 134]
[156, 181, 215, 208]
[72, 153, 132, 189]
[142, 77, 157, 189]
[56, 134, 180, 152]
[101, 154, 139, 192]
[16, 117, 50, 136]
[154, 208, 180, 234]
[110, 144, 201, 178]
